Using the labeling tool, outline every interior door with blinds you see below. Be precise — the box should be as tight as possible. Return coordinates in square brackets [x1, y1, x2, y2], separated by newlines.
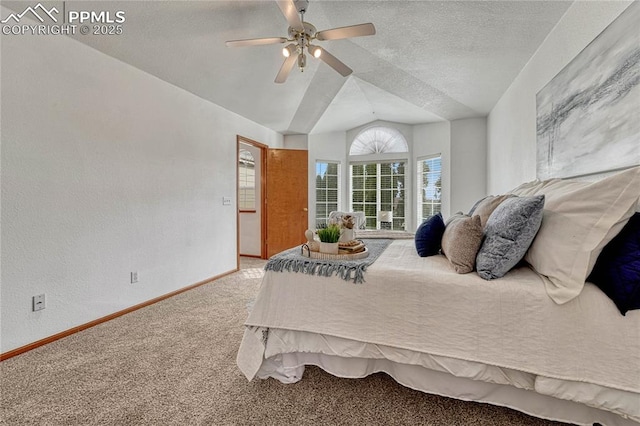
[266, 149, 308, 258]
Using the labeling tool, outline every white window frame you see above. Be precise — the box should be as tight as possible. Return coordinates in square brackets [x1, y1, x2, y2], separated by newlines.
[315, 160, 341, 228]
[349, 160, 407, 230]
[238, 149, 256, 211]
[416, 154, 442, 226]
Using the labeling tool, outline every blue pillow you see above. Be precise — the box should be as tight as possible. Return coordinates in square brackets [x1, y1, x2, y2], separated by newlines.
[415, 212, 445, 257]
[588, 212, 640, 315]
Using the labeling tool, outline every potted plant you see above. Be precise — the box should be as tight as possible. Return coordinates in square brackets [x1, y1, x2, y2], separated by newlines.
[316, 224, 341, 254]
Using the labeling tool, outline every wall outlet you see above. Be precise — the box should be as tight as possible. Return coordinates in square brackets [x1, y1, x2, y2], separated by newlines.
[131, 271, 138, 284]
[33, 294, 45, 312]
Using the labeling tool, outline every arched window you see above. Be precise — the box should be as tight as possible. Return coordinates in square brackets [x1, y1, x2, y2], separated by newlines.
[350, 126, 408, 156]
[349, 127, 408, 230]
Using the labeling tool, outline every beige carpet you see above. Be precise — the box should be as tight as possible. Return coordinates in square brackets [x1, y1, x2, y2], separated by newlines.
[1, 257, 566, 425]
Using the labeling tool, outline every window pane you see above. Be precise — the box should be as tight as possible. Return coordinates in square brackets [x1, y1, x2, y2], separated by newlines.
[353, 176, 364, 189]
[350, 159, 406, 230]
[364, 204, 377, 217]
[316, 161, 340, 225]
[365, 163, 377, 175]
[416, 155, 442, 224]
[365, 190, 377, 202]
[365, 176, 377, 189]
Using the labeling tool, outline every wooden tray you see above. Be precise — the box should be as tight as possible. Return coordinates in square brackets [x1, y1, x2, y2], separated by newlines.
[301, 245, 369, 260]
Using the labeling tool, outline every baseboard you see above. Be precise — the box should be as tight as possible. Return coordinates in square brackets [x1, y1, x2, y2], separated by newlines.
[0, 269, 238, 362]
[240, 254, 263, 259]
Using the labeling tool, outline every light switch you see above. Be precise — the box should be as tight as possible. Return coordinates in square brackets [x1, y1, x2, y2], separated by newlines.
[223, 197, 232, 206]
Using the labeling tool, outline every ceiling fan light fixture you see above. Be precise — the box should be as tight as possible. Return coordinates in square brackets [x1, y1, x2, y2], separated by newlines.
[309, 44, 322, 58]
[297, 52, 306, 70]
[282, 43, 296, 58]
[226, 0, 376, 83]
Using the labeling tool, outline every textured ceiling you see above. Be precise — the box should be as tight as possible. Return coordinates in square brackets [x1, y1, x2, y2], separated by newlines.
[8, 1, 573, 134]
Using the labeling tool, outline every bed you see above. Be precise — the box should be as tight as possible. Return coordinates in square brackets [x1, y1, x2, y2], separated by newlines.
[237, 167, 640, 426]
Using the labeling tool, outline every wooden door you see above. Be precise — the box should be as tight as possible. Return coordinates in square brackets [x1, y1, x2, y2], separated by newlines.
[266, 149, 308, 257]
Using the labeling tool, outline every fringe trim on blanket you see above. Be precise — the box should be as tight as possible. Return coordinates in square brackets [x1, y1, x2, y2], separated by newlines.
[264, 239, 392, 284]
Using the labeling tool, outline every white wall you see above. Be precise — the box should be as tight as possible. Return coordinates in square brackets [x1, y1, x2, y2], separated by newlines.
[0, 13, 282, 353]
[239, 143, 262, 257]
[413, 121, 452, 222]
[308, 131, 347, 230]
[450, 118, 487, 213]
[283, 134, 309, 150]
[487, 1, 633, 193]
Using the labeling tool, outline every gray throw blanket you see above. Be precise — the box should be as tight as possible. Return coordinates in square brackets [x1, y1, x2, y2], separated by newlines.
[264, 239, 393, 284]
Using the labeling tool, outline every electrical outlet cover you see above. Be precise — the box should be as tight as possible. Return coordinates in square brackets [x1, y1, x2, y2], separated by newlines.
[33, 294, 45, 311]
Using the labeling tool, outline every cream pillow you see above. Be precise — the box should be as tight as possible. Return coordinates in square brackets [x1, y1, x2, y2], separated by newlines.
[471, 194, 514, 228]
[515, 167, 640, 304]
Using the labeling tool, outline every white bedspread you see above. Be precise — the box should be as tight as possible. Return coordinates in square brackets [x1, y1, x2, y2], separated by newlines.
[243, 240, 640, 394]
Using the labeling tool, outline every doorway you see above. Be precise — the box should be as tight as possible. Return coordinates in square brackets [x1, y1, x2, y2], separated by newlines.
[237, 136, 267, 265]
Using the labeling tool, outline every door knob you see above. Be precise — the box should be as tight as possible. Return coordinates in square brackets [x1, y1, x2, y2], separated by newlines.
[303, 208, 308, 212]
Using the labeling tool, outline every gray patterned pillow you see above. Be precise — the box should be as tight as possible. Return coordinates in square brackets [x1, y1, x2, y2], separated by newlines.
[476, 195, 545, 280]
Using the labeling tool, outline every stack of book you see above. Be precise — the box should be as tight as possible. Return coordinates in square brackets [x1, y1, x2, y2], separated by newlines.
[338, 240, 366, 254]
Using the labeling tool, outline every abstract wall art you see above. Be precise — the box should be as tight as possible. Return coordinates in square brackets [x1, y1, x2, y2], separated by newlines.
[536, 2, 639, 179]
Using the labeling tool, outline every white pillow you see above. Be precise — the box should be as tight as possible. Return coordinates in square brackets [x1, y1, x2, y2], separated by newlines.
[511, 166, 640, 304]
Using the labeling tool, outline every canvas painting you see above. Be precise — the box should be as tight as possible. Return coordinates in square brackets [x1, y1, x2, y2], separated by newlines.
[536, 2, 640, 179]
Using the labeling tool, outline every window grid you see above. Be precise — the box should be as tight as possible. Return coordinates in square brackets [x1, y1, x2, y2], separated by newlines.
[315, 161, 340, 228]
[417, 155, 442, 225]
[238, 149, 255, 210]
[351, 162, 405, 230]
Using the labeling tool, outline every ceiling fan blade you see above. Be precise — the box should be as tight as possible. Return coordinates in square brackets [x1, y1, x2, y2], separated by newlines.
[275, 54, 298, 83]
[316, 23, 376, 41]
[316, 48, 352, 77]
[276, 0, 304, 31]
[226, 37, 287, 48]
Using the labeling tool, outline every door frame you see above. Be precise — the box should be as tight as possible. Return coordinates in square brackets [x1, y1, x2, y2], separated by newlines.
[237, 136, 268, 269]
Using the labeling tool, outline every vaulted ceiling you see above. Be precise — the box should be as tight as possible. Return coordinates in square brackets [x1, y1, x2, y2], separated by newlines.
[17, 1, 573, 134]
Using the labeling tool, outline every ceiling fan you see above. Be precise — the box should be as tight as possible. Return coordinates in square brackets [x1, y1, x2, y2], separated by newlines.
[225, 0, 376, 83]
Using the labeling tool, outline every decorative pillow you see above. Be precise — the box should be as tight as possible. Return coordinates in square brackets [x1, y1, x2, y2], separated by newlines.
[476, 195, 545, 280]
[415, 213, 446, 257]
[471, 194, 515, 228]
[588, 212, 640, 315]
[514, 166, 640, 304]
[441, 213, 483, 274]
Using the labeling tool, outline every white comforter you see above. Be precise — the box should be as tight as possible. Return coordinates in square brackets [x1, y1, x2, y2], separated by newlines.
[241, 240, 640, 393]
